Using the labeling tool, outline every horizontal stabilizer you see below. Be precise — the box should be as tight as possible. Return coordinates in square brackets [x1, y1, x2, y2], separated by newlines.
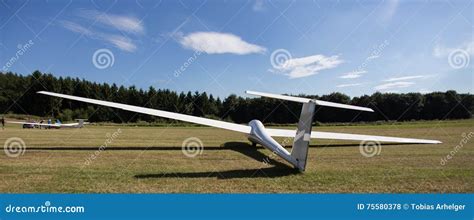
[246, 90, 373, 112]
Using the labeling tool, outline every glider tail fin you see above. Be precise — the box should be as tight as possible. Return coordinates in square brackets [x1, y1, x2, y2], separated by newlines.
[291, 102, 316, 171]
[245, 90, 375, 171]
[76, 119, 85, 128]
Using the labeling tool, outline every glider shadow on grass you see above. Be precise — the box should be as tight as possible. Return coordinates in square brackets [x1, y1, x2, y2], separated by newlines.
[134, 142, 300, 179]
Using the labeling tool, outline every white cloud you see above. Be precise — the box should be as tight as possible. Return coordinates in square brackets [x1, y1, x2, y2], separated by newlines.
[383, 75, 429, 82]
[375, 81, 414, 90]
[178, 32, 266, 55]
[60, 21, 93, 36]
[106, 35, 137, 52]
[336, 83, 363, 88]
[59, 21, 137, 52]
[78, 9, 144, 34]
[374, 74, 436, 91]
[433, 40, 474, 57]
[59, 9, 146, 52]
[339, 70, 366, 79]
[272, 54, 343, 79]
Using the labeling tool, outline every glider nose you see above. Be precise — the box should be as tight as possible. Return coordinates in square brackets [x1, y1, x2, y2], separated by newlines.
[247, 119, 298, 169]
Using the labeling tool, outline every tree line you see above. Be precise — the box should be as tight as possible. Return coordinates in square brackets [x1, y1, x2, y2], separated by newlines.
[0, 71, 472, 124]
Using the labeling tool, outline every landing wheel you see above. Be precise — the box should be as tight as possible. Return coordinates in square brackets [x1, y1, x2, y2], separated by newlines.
[251, 142, 257, 147]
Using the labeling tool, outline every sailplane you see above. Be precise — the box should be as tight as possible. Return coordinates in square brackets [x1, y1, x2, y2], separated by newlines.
[37, 90, 441, 171]
[8, 119, 88, 129]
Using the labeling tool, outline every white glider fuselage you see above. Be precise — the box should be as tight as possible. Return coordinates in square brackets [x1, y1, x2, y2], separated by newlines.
[247, 120, 298, 168]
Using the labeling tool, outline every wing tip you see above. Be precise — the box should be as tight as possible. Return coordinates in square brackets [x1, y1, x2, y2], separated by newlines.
[245, 90, 257, 95]
[416, 139, 442, 144]
[403, 140, 442, 144]
[362, 107, 374, 112]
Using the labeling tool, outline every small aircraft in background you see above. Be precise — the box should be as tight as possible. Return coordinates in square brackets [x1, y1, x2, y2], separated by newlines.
[9, 119, 88, 129]
[37, 90, 441, 172]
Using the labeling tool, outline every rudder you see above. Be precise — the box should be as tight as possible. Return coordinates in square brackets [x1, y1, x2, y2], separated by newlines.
[291, 101, 316, 171]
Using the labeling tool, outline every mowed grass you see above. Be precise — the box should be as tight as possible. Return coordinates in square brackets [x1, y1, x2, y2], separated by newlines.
[0, 119, 472, 193]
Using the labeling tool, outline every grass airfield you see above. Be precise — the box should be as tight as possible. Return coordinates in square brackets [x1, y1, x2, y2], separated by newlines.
[0, 119, 472, 193]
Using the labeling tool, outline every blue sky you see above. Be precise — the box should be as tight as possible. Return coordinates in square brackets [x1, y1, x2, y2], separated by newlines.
[1, 0, 472, 98]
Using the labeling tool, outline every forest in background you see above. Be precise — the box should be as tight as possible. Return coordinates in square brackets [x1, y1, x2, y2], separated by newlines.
[1, 71, 472, 124]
